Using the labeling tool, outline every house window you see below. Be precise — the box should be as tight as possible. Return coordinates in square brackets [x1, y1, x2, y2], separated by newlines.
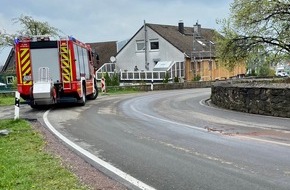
[150, 39, 159, 50]
[136, 40, 145, 51]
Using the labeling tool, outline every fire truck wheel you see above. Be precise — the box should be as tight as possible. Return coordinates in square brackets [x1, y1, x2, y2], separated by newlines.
[29, 87, 38, 109]
[30, 102, 37, 109]
[29, 87, 34, 100]
[79, 84, 86, 106]
[51, 87, 57, 104]
[87, 80, 98, 100]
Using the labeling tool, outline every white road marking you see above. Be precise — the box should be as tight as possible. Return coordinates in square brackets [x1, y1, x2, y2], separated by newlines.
[130, 104, 207, 132]
[43, 109, 156, 190]
[239, 136, 290, 148]
[199, 99, 290, 147]
[131, 99, 290, 148]
[199, 99, 290, 134]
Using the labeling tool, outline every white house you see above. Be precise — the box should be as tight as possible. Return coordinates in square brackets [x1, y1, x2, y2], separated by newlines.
[116, 22, 185, 72]
[96, 21, 246, 81]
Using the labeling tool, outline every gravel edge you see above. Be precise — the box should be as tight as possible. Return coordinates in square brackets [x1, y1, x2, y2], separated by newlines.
[31, 120, 128, 190]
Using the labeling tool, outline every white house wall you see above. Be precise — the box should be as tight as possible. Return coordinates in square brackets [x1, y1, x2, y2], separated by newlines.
[116, 26, 184, 71]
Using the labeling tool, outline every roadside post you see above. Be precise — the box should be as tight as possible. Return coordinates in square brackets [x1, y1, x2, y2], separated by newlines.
[151, 79, 154, 91]
[14, 91, 20, 120]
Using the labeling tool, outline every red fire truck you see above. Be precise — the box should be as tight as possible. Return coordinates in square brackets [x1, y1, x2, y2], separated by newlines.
[14, 35, 98, 108]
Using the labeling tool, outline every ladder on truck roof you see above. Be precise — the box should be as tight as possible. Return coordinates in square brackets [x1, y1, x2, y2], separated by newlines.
[59, 40, 72, 90]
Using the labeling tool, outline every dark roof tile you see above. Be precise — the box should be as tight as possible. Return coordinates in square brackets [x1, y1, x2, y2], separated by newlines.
[147, 23, 216, 58]
[87, 41, 117, 69]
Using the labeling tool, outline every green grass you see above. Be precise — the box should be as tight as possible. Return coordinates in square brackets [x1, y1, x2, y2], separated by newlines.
[0, 94, 15, 106]
[100, 87, 143, 95]
[0, 119, 88, 190]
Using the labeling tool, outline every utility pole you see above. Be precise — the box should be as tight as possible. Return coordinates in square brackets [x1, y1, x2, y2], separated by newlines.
[144, 20, 148, 70]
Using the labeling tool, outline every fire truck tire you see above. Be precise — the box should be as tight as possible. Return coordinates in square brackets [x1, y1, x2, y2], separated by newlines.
[50, 87, 57, 104]
[30, 103, 39, 109]
[29, 87, 38, 109]
[79, 84, 86, 106]
[87, 79, 98, 100]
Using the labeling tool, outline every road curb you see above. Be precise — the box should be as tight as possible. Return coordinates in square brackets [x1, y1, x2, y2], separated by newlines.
[42, 109, 156, 190]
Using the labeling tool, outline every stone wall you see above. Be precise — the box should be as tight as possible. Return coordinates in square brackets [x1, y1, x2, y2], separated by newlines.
[211, 80, 290, 118]
[105, 81, 212, 92]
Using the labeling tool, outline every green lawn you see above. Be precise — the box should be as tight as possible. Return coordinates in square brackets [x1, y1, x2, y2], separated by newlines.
[0, 94, 15, 106]
[100, 87, 142, 95]
[0, 119, 88, 190]
[0, 89, 140, 189]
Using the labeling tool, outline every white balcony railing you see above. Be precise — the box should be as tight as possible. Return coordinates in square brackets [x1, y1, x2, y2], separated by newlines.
[96, 62, 184, 81]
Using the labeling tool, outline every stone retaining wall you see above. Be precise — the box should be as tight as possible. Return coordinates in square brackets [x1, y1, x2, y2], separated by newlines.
[105, 81, 212, 92]
[211, 80, 290, 118]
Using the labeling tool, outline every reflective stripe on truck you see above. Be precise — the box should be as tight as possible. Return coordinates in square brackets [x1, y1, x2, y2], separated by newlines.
[60, 41, 72, 89]
[19, 47, 32, 85]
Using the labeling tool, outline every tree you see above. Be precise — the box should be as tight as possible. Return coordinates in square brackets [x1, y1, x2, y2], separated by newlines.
[216, 0, 290, 70]
[0, 29, 14, 48]
[13, 14, 61, 37]
[0, 14, 62, 49]
[258, 63, 276, 77]
[111, 72, 120, 86]
[104, 72, 112, 86]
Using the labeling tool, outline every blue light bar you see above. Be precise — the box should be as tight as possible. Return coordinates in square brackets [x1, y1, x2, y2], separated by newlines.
[14, 38, 20, 45]
[69, 36, 76, 42]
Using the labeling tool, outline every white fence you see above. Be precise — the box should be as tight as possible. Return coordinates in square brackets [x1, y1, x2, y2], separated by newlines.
[120, 71, 167, 81]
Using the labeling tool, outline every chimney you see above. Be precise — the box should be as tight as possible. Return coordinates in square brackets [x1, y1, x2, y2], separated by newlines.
[193, 21, 201, 36]
[178, 20, 184, 34]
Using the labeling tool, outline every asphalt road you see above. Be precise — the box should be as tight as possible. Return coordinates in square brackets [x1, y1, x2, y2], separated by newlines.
[47, 88, 290, 190]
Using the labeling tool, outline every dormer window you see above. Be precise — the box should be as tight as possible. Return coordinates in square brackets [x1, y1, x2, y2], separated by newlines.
[197, 40, 206, 46]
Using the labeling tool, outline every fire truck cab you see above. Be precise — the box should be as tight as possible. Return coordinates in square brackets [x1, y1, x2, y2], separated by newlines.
[14, 35, 98, 108]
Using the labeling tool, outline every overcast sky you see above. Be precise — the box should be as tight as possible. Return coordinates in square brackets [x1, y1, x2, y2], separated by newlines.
[0, 0, 233, 65]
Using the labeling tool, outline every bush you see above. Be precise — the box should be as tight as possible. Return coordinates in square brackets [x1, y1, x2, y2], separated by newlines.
[103, 72, 119, 86]
[174, 77, 179, 83]
[104, 72, 112, 86]
[258, 65, 275, 77]
[193, 75, 201, 81]
[163, 72, 169, 83]
[111, 72, 120, 86]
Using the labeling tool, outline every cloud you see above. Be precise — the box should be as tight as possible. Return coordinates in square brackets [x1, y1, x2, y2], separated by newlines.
[0, 0, 232, 64]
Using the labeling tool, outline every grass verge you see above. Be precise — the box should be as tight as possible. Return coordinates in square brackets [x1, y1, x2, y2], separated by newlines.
[0, 119, 88, 190]
[0, 94, 15, 106]
[100, 87, 142, 95]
